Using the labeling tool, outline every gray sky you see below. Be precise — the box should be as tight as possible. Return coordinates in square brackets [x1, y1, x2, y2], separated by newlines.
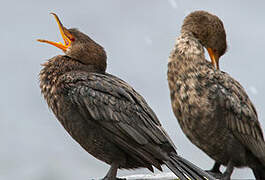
[1, 0, 265, 179]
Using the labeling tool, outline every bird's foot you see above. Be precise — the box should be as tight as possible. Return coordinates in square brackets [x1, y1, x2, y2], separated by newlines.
[219, 172, 231, 180]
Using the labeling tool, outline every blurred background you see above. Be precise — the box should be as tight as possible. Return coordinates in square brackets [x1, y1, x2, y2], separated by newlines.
[1, 0, 265, 179]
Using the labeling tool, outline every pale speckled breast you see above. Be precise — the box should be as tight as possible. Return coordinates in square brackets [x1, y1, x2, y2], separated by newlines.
[167, 60, 237, 164]
[39, 68, 60, 115]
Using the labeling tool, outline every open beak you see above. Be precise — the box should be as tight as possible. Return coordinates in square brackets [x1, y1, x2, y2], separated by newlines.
[207, 48, 220, 70]
[37, 13, 74, 51]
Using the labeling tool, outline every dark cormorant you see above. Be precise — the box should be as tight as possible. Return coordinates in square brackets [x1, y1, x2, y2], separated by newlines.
[38, 13, 214, 180]
[167, 10, 265, 180]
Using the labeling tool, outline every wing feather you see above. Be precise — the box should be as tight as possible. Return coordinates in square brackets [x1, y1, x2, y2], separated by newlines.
[215, 72, 265, 164]
[60, 71, 173, 169]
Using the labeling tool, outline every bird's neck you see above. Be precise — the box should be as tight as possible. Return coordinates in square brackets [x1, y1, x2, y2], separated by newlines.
[168, 31, 205, 64]
[40, 55, 105, 87]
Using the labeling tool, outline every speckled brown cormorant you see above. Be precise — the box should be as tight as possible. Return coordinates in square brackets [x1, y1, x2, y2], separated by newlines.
[167, 11, 265, 180]
[38, 13, 214, 180]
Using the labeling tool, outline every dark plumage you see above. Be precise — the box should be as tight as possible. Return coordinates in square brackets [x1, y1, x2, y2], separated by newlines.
[38, 13, 214, 180]
[167, 11, 265, 180]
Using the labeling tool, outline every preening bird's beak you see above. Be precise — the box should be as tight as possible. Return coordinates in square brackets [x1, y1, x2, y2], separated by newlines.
[37, 13, 74, 51]
[207, 48, 220, 70]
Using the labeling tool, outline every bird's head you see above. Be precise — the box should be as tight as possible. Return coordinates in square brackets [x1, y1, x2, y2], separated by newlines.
[38, 13, 107, 72]
[181, 11, 227, 70]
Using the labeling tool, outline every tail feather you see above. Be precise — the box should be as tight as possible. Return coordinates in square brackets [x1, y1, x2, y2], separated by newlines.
[164, 160, 190, 180]
[171, 156, 204, 180]
[176, 155, 216, 179]
[164, 153, 216, 180]
[165, 159, 199, 180]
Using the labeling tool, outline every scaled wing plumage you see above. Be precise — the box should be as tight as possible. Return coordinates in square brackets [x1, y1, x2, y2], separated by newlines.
[215, 71, 265, 165]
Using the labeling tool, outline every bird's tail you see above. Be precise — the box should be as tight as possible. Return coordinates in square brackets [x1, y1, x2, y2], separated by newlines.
[164, 152, 215, 180]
